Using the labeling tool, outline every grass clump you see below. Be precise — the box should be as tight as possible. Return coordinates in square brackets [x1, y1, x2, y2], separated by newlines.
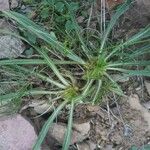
[0, 0, 150, 149]
[84, 57, 108, 79]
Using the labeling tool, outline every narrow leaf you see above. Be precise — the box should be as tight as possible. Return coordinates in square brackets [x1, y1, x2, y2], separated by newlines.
[2, 11, 85, 64]
[35, 47, 69, 86]
[108, 68, 150, 76]
[62, 101, 74, 150]
[108, 61, 150, 67]
[33, 101, 67, 150]
[99, 0, 132, 53]
[106, 26, 150, 60]
[92, 80, 102, 104]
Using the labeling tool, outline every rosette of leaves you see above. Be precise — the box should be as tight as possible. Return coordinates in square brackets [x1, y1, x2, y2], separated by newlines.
[0, 0, 150, 149]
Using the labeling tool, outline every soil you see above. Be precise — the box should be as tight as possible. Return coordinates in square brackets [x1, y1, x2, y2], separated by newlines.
[1, 0, 150, 150]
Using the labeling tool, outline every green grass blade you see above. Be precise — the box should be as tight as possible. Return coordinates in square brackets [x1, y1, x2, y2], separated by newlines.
[124, 26, 150, 46]
[33, 101, 67, 150]
[108, 68, 150, 76]
[9, 65, 66, 89]
[106, 26, 150, 60]
[0, 90, 62, 101]
[2, 11, 85, 64]
[99, 0, 132, 53]
[115, 44, 150, 58]
[65, 1, 91, 59]
[0, 59, 46, 65]
[62, 100, 74, 150]
[0, 59, 80, 67]
[108, 61, 150, 67]
[82, 80, 93, 96]
[0, 93, 17, 101]
[29, 27, 85, 64]
[105, 73, 124, 96]
[35, 47, 69, 86]
[92, 80, 102, 104]
[129, 45, 150, 58]
[26, 90, 63, 96]
[0, 84, 28, 115]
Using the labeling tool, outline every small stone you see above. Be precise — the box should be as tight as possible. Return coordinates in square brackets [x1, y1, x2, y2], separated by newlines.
[11, 0, 19, 9]
[76, 142, 90, 150]
[21, 5, 26, 10]
[0, 114, 37, 150]
[143, 101, 150, 110]
[0, 19, 25, 59]
[77, 141, 96, 150]
[111, 74, 129, 83]
[77, 16, 84, 23]
[145, 80, 150, 96]
[47, 122, 90, 145]
[0, 35, 25, 58]
[73, 122, 90, 136]
[0, 0, 9, 11]
[104, 145, 113, 150]
[29, 100, 52, 114]
[0, 19, 15, 31]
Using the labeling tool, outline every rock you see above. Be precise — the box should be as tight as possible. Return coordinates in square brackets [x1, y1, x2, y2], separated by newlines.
[0, 19, 25, 59]
[0, 35, 25, 58]
[47, 122, 90, 145]
[0, 19, 15, 31]
[129, 94, 150, 131]
[111, 74, 129, 83]
[76, 141, 96, 150]
[42, 144, 51, 150]
[145, 80, 150, 96]
[136, 0, 150, 14]
[0, 114, 37, 150]
[73, 122, 90, 136]
[143, 101, 150, 110]
[10, 0, 19, 9]
[103, 145, 113, 150]
[21, 5, 33, 14]
[0, 0, 9, 11]
[77, 16, 85, 23]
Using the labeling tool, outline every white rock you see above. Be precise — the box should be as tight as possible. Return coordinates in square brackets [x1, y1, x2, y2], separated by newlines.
[0, 0, 9, 11]
[0, 114, 37, 150]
